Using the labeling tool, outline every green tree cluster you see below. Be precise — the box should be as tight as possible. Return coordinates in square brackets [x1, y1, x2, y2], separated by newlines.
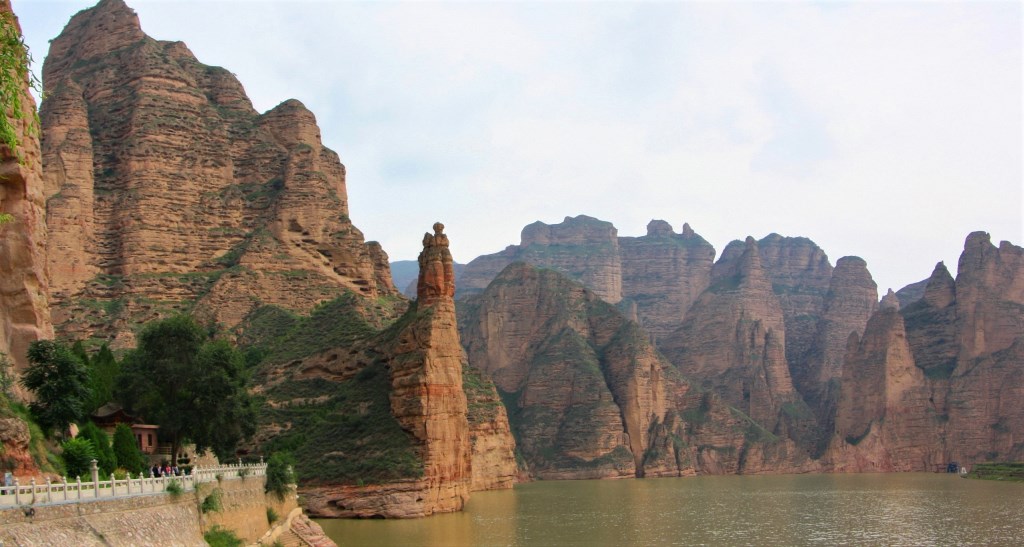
[118, 315, 256, 464]
[60, 437, 96, 479]
[72, 342, 121, 414]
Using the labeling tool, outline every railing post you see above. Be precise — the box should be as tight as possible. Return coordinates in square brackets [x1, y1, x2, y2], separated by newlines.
[45, 476, 52, 503]
[62, 476, 68, 501]
[126, 472, 132, 495]
[14, 477, 20, 505]
[90, 459, 100, 498]
[29, 477, 36, 505]
[76, 476, 82, 501]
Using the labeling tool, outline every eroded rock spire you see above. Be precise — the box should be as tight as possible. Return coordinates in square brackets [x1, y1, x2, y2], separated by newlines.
[417, 222, 456, 305]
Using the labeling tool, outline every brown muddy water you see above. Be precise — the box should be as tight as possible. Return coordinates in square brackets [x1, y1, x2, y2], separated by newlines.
[317, 473, 1024, 546]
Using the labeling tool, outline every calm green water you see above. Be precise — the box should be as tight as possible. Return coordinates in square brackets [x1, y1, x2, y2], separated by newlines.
[317, 474, 1024, 546]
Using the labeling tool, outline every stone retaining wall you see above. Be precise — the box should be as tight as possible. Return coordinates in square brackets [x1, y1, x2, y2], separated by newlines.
[0, 475, 298, 546]
[0, 491, 204, 546]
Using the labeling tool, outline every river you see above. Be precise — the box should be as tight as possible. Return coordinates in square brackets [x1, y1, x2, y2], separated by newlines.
[317, 473, 1024, 546]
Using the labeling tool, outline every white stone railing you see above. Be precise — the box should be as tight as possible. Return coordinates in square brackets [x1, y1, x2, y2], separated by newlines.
[0, 459, 269, 508]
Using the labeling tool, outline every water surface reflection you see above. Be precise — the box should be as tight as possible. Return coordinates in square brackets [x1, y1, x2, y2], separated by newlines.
[317, 473, 1024, 546]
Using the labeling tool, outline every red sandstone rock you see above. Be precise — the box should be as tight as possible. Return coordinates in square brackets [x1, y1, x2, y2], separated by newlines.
[0, 0, 53, 389]
[39, 0, 398, 345]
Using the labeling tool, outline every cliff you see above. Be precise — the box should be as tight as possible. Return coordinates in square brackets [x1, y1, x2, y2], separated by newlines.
[458, 262, 818, 478]
[0, 0, 53, 383]
[827, 233, 1024, 469]
[39, 0, 398, 347]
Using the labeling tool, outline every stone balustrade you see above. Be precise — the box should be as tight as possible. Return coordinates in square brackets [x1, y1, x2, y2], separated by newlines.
[0, 458, 270, 508]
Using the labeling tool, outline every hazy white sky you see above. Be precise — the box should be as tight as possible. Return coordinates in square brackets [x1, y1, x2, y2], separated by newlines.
[12, 0, 1023, 295]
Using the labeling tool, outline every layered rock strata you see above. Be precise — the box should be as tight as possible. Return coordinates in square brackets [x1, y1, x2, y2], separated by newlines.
[0, 0, 53, 382]
[827, 233, 1024, 469]
[40, 0, 397, 346]
[459, 262, 818, 479]
[660, 237, 802, 434]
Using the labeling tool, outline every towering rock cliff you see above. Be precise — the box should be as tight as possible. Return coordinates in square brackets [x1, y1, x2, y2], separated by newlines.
[255, 225, 511, 518]
[829, 306, 937, 471]
[828, 233, 1024, 469]
[459, 262, 818, 479]
[660, 237, 807, 438]
[39, 0, 398, 346]
[618, 220, 715, 341]
[0, 0, 53, 381]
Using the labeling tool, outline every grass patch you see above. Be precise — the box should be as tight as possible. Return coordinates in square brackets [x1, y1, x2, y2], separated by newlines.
[964, 463, 1024, 482]
[203, 526, 243, 547]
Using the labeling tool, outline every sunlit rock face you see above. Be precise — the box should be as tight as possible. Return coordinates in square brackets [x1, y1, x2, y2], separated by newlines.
[40, 0, 398, 346]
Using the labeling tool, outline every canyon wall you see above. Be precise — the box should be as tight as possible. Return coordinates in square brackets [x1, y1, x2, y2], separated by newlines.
[828, 232, 1024, 470]
[458, 262, 821, 479]
[0, 0, 53, 380]
[460, 217, 1021, 474]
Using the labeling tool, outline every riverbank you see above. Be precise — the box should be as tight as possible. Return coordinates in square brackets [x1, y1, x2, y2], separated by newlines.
[964, 462, 1024, 482]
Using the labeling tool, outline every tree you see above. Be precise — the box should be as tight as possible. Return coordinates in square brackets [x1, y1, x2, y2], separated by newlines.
[117, 315, 256, 464]
[265, 452, 296, 501]
[72, 342, 121, 414]
[61, 437, 97, 479]
[112, 423, 146, 474]
[20, 340, 91, 436]
[78, 421, 116, 475]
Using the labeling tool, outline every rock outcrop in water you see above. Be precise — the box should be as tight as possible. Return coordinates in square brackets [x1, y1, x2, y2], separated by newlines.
[257, 225, 512, 518]
[39, 0, 398, 346]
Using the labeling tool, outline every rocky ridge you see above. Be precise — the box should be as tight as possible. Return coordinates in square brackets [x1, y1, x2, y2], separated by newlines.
[40, 0, 399, 347]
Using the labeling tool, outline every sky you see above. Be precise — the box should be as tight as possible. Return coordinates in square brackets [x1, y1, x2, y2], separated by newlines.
[10, 0, 1023, 295]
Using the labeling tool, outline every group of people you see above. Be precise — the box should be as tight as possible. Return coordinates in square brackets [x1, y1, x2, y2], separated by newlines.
[150, 463, 184, 477]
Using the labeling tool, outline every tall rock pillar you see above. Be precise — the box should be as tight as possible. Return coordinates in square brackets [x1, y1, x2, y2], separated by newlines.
[388, 222, 471, 515]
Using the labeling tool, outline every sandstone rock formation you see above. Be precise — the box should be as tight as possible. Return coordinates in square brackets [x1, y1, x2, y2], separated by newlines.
[39, 0, 398, 346]
[829, 306, 936, 471]
[459, 216, 716, 342]
[459, 215, 623, 303]
[255, 225, 511, 518]
[0, 0, 53, 382]
[618, 220, 715, 340]
[828, 233, 1024, 470]
[459, 262, 819, 478]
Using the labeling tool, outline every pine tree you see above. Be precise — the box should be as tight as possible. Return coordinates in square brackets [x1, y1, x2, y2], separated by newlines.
[112, 423, 146, 474]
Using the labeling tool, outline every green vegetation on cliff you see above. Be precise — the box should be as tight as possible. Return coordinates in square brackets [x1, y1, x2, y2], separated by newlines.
[247, 296, 422, 486]
[260, 363, 422, 485]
